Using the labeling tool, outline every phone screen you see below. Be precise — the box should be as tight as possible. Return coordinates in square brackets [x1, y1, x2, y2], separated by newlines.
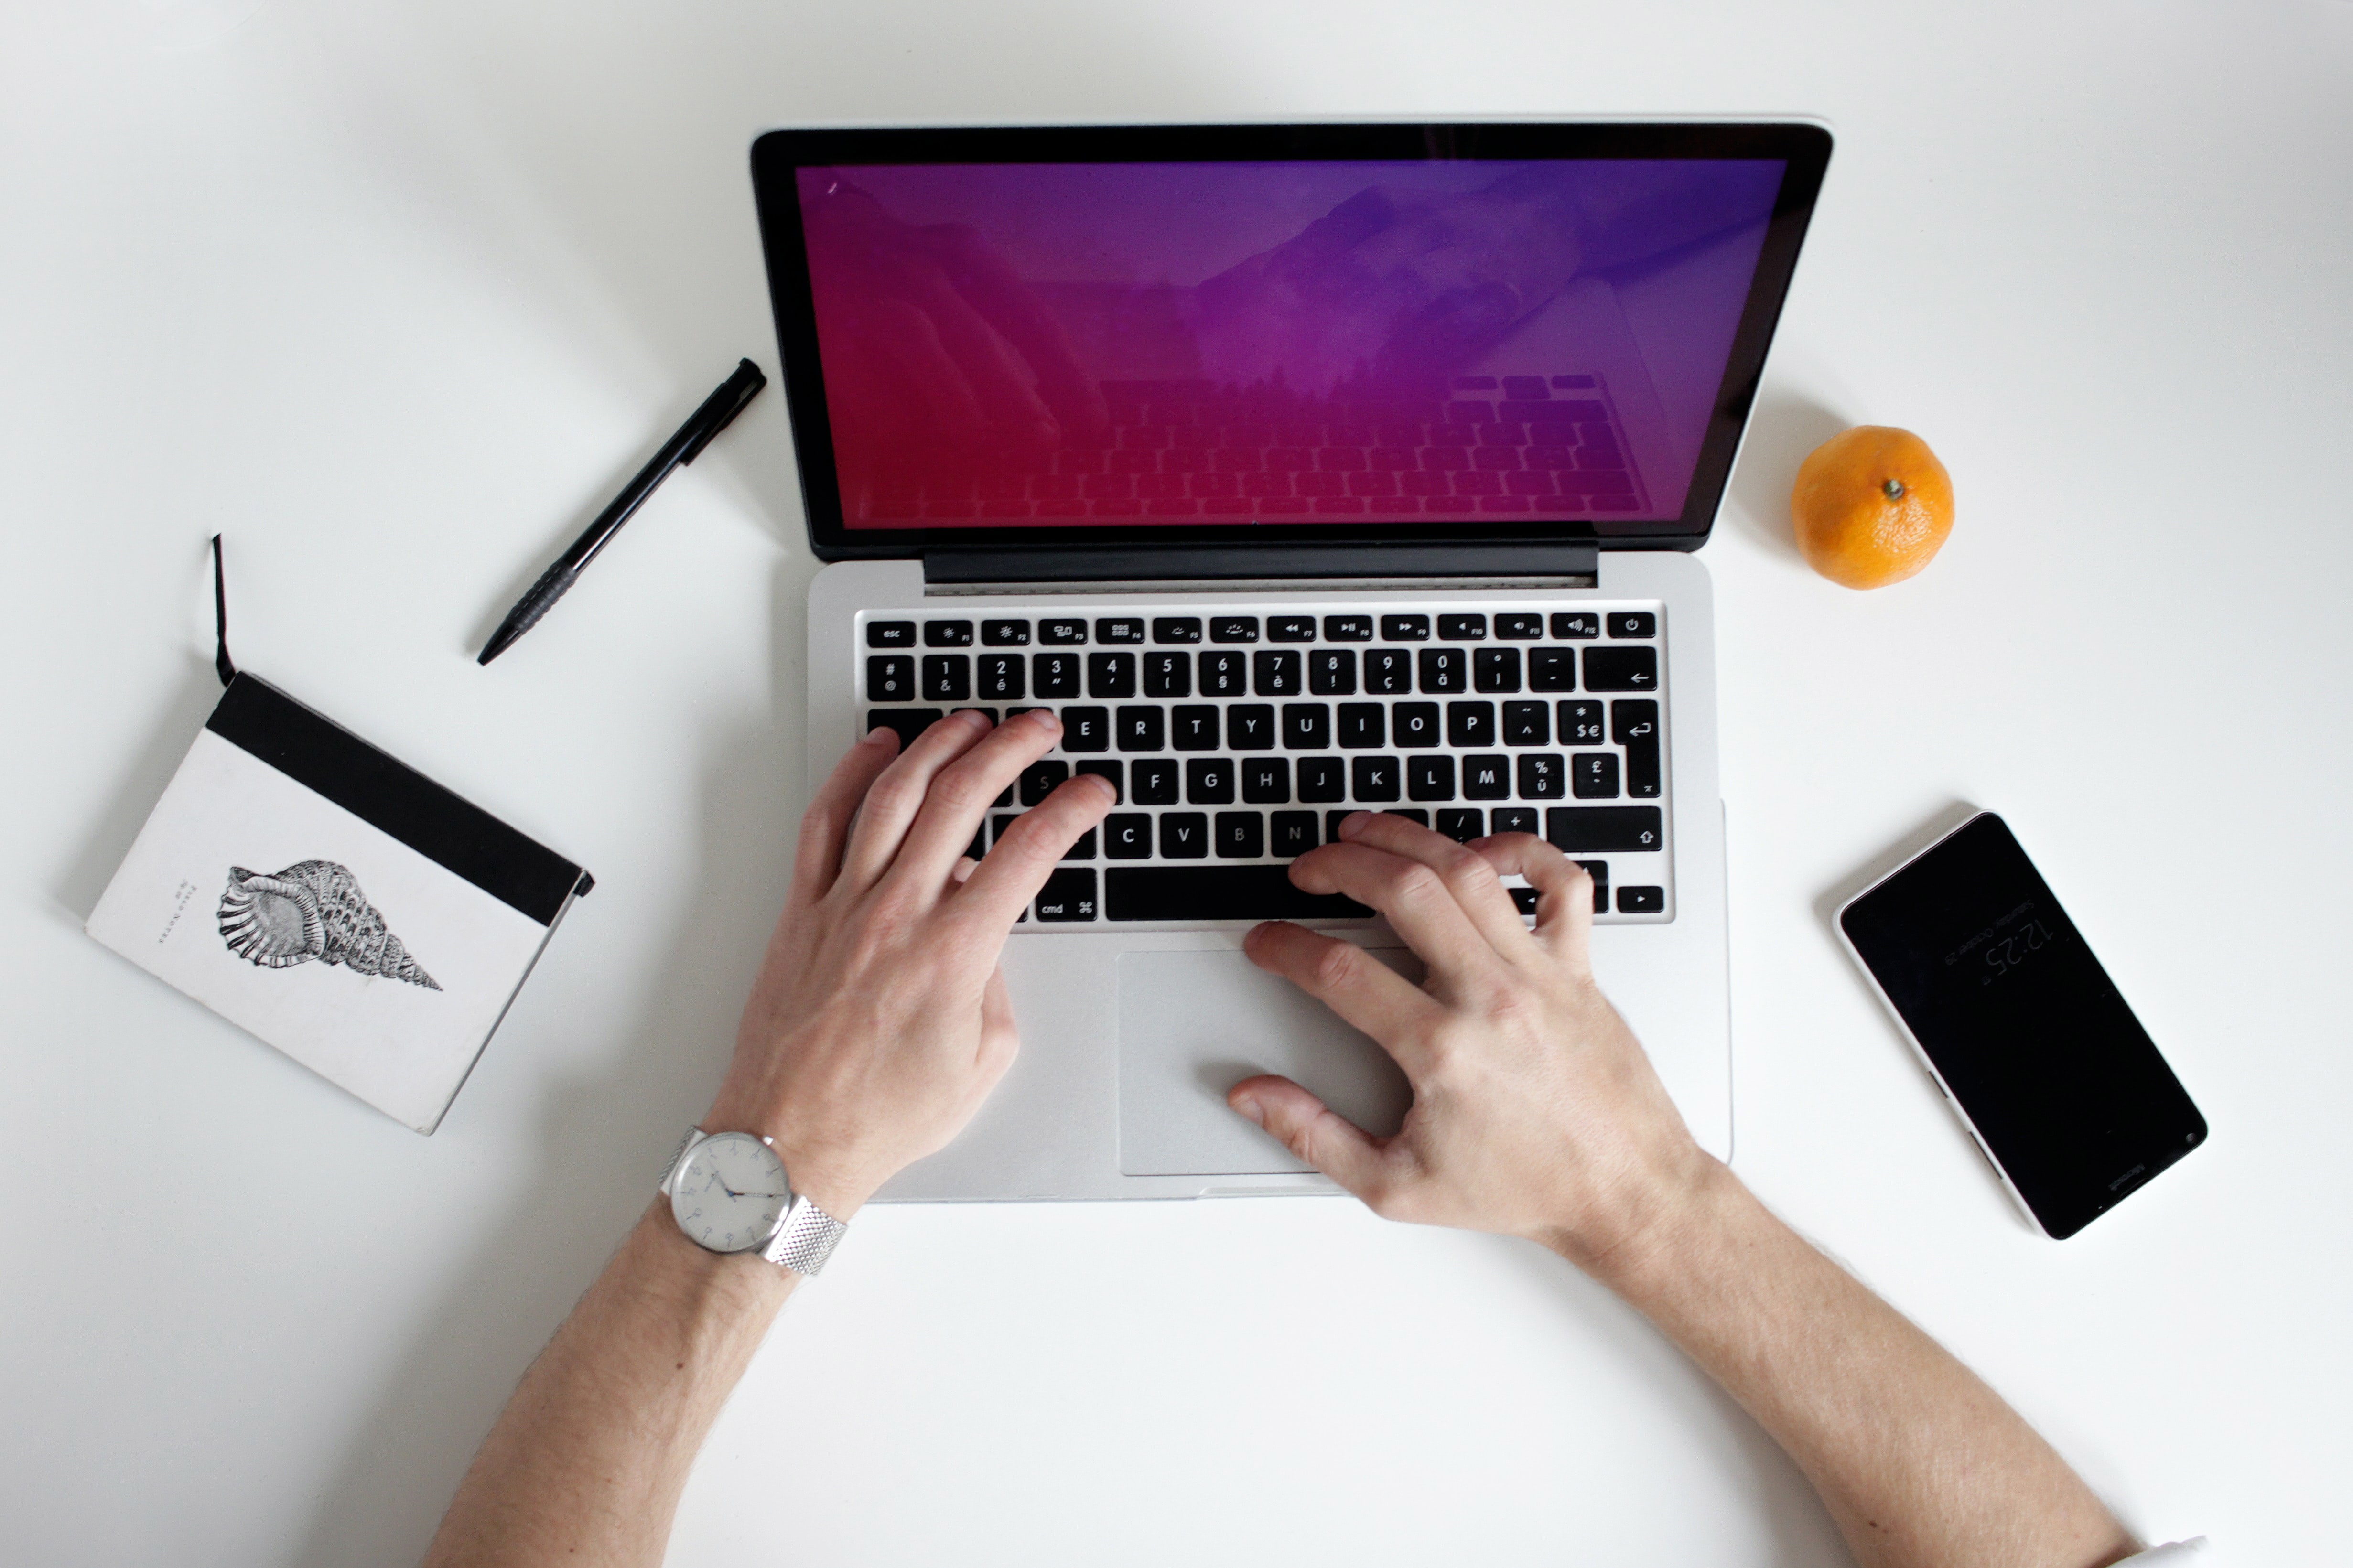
[1839, 813, 2204, 1237]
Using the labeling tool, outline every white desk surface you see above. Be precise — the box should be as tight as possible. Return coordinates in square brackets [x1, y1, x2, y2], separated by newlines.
[6, 2, 2348, 1563]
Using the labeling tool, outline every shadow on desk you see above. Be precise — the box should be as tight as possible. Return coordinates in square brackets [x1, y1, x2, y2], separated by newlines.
[287, 558, 806, 1568]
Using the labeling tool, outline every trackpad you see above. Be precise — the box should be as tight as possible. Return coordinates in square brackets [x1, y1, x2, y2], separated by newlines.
[1117, 948, 1417, 1177]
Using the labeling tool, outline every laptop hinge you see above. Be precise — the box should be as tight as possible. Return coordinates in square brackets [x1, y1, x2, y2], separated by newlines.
[922, 544, 1599, 595]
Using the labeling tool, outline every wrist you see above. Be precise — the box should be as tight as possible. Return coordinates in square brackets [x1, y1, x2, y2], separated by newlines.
[693, 1089, 878, 1222]
[1537, 1147, 1743, 1290]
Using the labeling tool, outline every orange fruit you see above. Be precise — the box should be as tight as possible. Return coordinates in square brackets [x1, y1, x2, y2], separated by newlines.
[1790, 426, 1954, 589]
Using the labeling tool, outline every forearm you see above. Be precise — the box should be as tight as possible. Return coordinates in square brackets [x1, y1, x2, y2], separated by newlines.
[422, 1203, 793, 1568]
[1585, 1165, 2137, 1568]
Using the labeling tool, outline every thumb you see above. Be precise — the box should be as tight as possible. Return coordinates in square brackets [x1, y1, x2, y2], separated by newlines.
[1228, 1075, 1386, 1200]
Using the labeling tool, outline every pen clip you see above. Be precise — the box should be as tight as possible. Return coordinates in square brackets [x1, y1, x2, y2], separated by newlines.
[211, 533, 237, 687]
[676, 359, 767, 466]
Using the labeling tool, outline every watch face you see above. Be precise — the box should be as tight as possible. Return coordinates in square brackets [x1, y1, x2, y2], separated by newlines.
[670, 1133, 790, 1254]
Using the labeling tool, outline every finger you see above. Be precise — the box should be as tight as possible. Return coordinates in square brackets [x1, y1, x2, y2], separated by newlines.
[952, 773, 1117, 931]
[1227, 1075, 1389, 1201]
[788, 725, 902, 904]
[1241, 920, 1440, 1059]
[1469, 832, 1595, 969]
[884, 707, 1066, 891]
[835, 709, 993, 891]
[1285, 832, 1494, 981]
[1323, 809, 1533, 958]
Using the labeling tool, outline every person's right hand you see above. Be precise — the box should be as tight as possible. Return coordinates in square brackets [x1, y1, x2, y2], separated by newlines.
[1228, 811, 1717, 1270]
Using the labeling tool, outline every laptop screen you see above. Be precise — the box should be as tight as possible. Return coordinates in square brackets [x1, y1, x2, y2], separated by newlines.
[753, 126, 1830, 553]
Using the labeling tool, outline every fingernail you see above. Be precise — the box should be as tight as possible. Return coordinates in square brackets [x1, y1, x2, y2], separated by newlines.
[863, 725, 895, 746]
[1338, 811, 1371, 839]
[1080, 772, 1117, 799]
[1025, 708, 1061, 732]
[959, 708, 991, 729]
[1232, 1095, 1264, 1127]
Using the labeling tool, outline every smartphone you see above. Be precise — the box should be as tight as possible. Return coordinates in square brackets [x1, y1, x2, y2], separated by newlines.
[1837, 812, 2205, 1238]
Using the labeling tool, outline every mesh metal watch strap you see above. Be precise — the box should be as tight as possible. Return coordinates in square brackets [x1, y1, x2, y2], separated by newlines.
[759, 1195, 848, 1277]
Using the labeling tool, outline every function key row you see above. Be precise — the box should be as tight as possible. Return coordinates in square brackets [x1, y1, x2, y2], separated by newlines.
[870, 646, 1654, 703]
[866, 610, 1656, 649]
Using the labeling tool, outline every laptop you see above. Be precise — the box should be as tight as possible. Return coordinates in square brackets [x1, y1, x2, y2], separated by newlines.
[750, 121, 1831, 1199]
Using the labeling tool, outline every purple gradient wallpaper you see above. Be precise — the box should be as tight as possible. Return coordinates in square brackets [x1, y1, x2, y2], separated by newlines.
[794, 159, 1784, 529]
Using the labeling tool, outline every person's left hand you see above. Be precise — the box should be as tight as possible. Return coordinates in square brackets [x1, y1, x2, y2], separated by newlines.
[701, 709, 1113, 1216]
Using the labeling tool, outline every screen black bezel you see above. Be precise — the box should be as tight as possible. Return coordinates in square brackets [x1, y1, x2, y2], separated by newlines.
[749, 120, 1832, 562]
[1840, 813, 2206, 1239]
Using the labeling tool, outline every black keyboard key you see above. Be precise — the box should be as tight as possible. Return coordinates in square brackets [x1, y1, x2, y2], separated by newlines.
[1392, 701, 1440, 748]
[1473, 647, 1522, 693]
[1104, 812, 1153, 858]
[1381, 613, 1430, 642]
[1226, 705, 1276, 750]
[974, 654, 1024, 701]
[982, 619, 1031, 646]
[1308, 647, 1358, 695]
[1199, 649, 1247, 697]
[1268, 615, 1317, 643]
[1211, 616, 1260, 644]
[1040, 618, 1089, 645]
[1366, 649, 1412, 694]
[1186, 758, 1234, 804]
[1573, 752, 1620, 797]
[1241, 757, 1290, 803]
[1171, 706, 1221, 750]
[1297, 756, 1346, 802]
[991, 812, 1021, 848]
[1281, 703, 1331, 750]
[1105, 865, 1371, 921]
[1436, 808, 1484, 843]
[1337, 703, 1385, 748]
[1215, 812, 1264, 858]
[1351, 756, 1401, 801]
[1502, 700, 1550, 746]
[1579, 860, 1610, 913]
[1614, 699, 1661, 797]
[1495, 613, 1543, 641]
[1097, 617, 1145, 644]
[1446, 700, 1496, 748]
[1462, 754, 1510, 799]
[1036, 868, 1098, 921]
[1510, 886, 1538, 916]
[1583, 646, 1658, 691]
[1060, 707, 1109, 752]
[1547, 806, 1664, 852]
[1034, 651, 1082, 698]
[967, 822, 988, 861]
[1020, 760, 1069, 805]
[1618, 885, 1666, 913]
[1417, 647, 1467, 694]
[1561, 700, 1606, 744]
[1608, 612, 1657, 639]
[1390, 810, 1430, 827]
[1159, 813, 1209, 858]
[1143, 650, 1190, 698]
[1550, 612, 1600, 639]
[924, 620, 974, 647]
[1517, 753, 1565, 800]
[867, 708, 943, 749]
[1062, 825, 1098, 861]
[866, 620, 915, 648]
[1323, 614, 1374, 642]
[1492, 807, 1538, 836]
[867, 655, 916, 702]
[1253, 649, 1301, 696]
[1271, 811, 1320, 857]
[1076, 759, 1122, 802]
[1116, 707, 1165, 752]
[1528, 648, 1577, 691]
[1153, 616, 1203, 644]
[1087, 652, 1137, 699]
[921, 655, 971, 702]
[1438, 613, 1487, 641]
[1407, 755, 1456, 801]
[1326, 809, 1359, 843]
[1131, 758, 1180, 805]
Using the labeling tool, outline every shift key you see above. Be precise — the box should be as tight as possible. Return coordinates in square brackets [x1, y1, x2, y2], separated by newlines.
[1612, 699, 1661, 797]
[1546, 806, 1663, 852]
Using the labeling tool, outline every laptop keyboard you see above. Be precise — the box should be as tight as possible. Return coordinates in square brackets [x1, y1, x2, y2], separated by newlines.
[860, 605, 1671, 927]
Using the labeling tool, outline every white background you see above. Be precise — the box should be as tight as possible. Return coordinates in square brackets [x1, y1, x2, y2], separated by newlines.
[4, 1, 2349, 1564]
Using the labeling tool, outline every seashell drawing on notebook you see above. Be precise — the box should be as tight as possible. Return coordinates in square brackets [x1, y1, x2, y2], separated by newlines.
[217, 860, 441, 990]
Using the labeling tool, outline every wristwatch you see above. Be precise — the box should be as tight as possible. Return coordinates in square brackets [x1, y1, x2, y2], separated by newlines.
[657, 1126, 847, 1277]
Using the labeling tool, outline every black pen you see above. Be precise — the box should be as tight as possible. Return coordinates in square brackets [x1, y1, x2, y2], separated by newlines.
[478, 358, 767, 665]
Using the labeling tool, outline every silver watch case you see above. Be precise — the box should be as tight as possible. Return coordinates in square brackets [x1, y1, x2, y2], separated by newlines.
[658, 1126, 847, 1276]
